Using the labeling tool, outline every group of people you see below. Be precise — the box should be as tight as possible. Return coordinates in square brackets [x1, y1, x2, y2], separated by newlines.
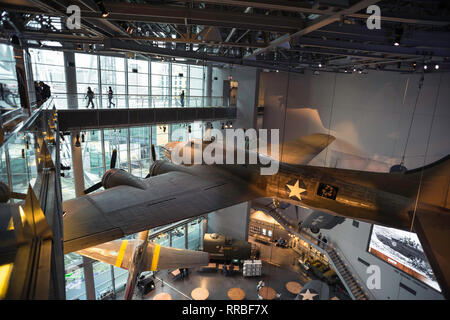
[84, 86, 116, 109]
[178, 268, 189, 279]
[221, 263, 235, 276]
[34, 81, 51, 103]
[84, 88, 186, 108]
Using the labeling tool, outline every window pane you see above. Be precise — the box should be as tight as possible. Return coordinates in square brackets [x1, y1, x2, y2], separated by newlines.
[75, 53, 98, 69]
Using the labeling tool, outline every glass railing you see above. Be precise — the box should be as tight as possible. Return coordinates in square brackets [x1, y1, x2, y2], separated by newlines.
[50, 94, 226, 110]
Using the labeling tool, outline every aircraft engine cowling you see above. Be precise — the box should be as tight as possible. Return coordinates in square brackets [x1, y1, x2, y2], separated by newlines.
[101, 168, 147, 190]
[148, 160, 191, 177]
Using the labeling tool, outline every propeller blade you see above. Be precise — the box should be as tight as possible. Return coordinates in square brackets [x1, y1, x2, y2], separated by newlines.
[10, 192, 27, 200]
[151, 144, 156, 162]
[83, 181, 103, 195]
[110, 149, 117, 169]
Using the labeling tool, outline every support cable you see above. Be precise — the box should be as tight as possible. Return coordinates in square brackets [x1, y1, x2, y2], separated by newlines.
[410, 72, 443, 232]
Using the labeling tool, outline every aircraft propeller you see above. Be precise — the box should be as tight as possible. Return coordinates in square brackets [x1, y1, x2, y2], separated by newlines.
[83, 149, 117, 195]
[144, 144, 157, 179]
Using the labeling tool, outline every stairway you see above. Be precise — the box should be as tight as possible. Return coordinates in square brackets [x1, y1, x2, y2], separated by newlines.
[326, 249, 368, 300]
[265, 206, 370, 300]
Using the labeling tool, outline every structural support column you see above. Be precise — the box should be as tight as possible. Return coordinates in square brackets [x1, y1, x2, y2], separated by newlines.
[206, 64, 212, 107]
[70, 132, 95, 300]
[64, 51, 78, 109]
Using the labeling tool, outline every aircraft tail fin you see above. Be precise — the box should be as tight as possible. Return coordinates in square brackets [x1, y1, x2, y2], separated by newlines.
[279, 133, 335, 165]
[405, 155, 450, 209]
[411, 204, 450, 299]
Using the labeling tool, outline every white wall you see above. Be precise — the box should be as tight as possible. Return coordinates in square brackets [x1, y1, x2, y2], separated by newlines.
[212, 65, 259, 130]
[260, 70, 450, 170]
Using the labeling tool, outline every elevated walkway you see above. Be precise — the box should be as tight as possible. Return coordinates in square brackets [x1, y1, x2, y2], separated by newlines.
[257, 201, 373, 300]
[52, 107, 237, 131]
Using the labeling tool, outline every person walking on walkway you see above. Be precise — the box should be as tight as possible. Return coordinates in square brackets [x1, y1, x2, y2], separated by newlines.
[108, 86, 115, 108]
[85, 87, 95, 108]
[180, 90, 185, 107]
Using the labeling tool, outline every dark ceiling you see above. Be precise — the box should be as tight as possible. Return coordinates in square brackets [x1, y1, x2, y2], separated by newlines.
[1, 0, 449, 73]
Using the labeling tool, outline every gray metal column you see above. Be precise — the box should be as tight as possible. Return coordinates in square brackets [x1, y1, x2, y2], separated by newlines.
[127, 128, 131, 173]
[70, 132, 95, 300]
[185, 223, 188, 249]
[148, 57, 152, 108]
[168, 61, 172, 107]
[64, 51, 78, 109]
[206, 64, 212, 107]
[97, 55, 102, 109]
[124, 57, 129, 109]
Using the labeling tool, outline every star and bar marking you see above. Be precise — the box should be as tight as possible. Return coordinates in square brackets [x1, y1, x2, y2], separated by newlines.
[286, 179, 307, 201]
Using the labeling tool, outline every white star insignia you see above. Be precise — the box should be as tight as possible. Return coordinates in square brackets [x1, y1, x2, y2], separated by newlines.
[300, 289, 318, 300]
[286, 180, 306, 200]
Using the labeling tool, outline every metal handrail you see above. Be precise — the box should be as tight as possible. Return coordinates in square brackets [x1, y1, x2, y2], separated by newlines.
[327, 242, 376, 300]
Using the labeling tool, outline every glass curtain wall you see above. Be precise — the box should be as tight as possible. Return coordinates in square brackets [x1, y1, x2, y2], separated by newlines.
[5, 134, 38, 195]
[0, 44, 19, 109]
[171, 63, 187, 107]
[75, 53, 99, 108]
[150, 61, 170, 108]
[100, 56, 125, 108]
[189, 65, 204, 107]
[81, 130, 104, 188]
[29, 48, 66, 108]
[128, 58, 149, 108]
[104, 128, 128, 172]
[130, 126, 151, 178]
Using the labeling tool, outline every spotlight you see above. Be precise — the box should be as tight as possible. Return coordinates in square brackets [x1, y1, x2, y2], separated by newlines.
[424, 65, 428, 70]
[435, 64, 439, 70]
[75, 134, 81, 147]
[318, 63, 322, 68]
[353, 68, 356, 72]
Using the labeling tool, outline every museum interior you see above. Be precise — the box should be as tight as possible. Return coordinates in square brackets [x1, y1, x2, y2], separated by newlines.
[0, 0, 449, 302]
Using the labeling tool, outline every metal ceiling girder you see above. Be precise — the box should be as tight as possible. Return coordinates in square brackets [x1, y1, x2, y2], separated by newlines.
[294, 37, 450, 58]
[244, 0, 382, 59]
[313, 25, 450, 49]
[181, 0, 450, 26]
[107, 38, 301, 73]
[82, 3, 304, 32]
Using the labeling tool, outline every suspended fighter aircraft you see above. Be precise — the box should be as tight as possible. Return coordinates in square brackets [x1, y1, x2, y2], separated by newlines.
[58, 130, 450, 299]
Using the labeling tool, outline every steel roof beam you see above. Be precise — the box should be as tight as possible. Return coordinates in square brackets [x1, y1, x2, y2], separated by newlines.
[244, 0, 381, 59]
[294, 37, 450, 57]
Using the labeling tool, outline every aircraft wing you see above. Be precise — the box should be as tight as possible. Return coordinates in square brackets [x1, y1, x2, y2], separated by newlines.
[77, 239, 209, 271]
[63, 170, 261, 253]
[279, 133, 335, 165]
